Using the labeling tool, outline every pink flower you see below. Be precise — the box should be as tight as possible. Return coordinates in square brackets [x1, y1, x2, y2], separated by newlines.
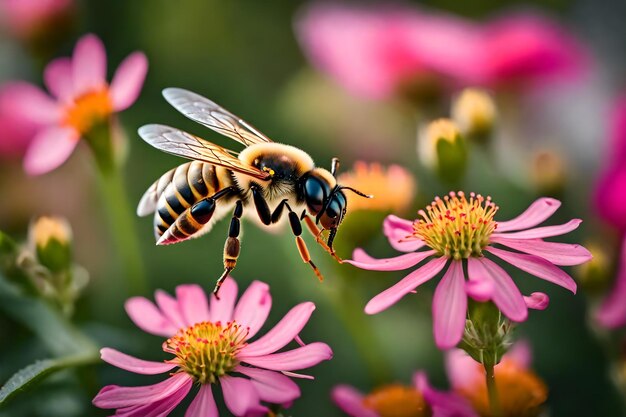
[346, 193, 591, 349]
[0, 0, 74, 40]
[446, 342, 548, 416]
[596, 236, 626, 328]
[0, 33, 147, 175]
[295, 4, 587, 99]
[332, 371, 477, 417]
[0, 83, 46, 157]
[93, 278, 333, 416]
[594, 96, 626, 232]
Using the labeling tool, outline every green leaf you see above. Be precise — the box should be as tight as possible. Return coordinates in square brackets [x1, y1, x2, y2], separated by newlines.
[0, 354, 98, 408]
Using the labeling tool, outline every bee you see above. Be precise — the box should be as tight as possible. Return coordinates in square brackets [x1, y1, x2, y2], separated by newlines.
[137, 88, 371, 295]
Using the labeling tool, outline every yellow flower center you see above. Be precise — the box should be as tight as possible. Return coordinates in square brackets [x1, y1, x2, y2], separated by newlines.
[458, 360, 548, 417]
[363, 385, 432, 417]
[163, 321, 248, 384]
[63, 89, 113, 134]
[414, 191, 498, 260]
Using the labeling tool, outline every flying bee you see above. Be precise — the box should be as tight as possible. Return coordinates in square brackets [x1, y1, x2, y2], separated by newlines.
[137, 88, 371, 295]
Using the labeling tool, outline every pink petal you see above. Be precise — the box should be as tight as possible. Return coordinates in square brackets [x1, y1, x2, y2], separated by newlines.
[596, 238, 626, 328]
[112, 379, 192, 417]
[175, 284, 210, 327]
[492, 219, 582, 240]
[185, 385, 218, 417]
[110, 52, 148, 111]
[241, 302, 315, 357]
[209, 277, 238, 323]
[23, 126, 79, 175]
[220, 376, 263, 417]
[432, 261, 467, 349]
[44, 58, 73, 102]
[384, 215, 424, 252]
[331, 385, 377, 417]
[93, 372, 191, 409]
[505, 340, 532, 369]
[524, 292, 549, 310]
[242, 342, 332, 371]
[465, 277, 493, 302]
[365, 257, 447, 314]
[237, 366, 301, 404]
[490, 237, 592, 266]
[72, 34, 107, 96]
[100, 348, 175, 375]
[445, 349, 481, 390]
[346, 248, 435, 271]
[233, 281, 272, 339]
[413, 372, 478, 417]
[486, 246, 577, 293]
[496, 198, 561, 232]
[467, 257, 527, 322]
[2, 81, 60, 124]
[124, 296, 178, 337]
[155, 290, 186, 329]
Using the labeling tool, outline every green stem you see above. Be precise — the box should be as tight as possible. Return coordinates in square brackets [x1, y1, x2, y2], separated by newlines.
[484, 362, 501, 417]
[97, 168, 147, 296]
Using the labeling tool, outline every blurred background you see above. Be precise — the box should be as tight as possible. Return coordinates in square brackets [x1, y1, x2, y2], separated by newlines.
[1, 0, 626, 416]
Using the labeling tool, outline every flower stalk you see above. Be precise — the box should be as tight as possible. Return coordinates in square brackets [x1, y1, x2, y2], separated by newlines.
[484, 362, 501, 417]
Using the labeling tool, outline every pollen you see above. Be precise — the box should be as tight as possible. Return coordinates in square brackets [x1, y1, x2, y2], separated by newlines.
[63, 89, 113, 134]
[413, 191, 498, 259]
[163, 320, 248, 384]
[363, 384, 431, 417]
[458, 359, 548, 417]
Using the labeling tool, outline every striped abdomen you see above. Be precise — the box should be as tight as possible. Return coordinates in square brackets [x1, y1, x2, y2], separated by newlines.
[137, 161, 225, 244]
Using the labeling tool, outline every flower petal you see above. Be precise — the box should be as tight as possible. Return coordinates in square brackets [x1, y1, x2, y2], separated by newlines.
[1, 81, 60, 124]
[524, 292, 549, 310]
[467, 257, 527, 322]
[237, 366, 301, 404]
[486, 246, 577, 293]
[209, 277, 238, 323]
[93, 372, 191, 409]
[465, 276, 493, 302]
[124, 296, 178, 337]
[432, 261, 467, 349]
[365, 257, 447, 314]
[445, 349, 480, 390]
[242, 342, 332, 371]
[185, 385, 218, 417]
[331, 385, 378, 417]
[505, 340, 532, 369]
[490, 237, 592, 266]
[23, 126, 79, 175]
[233, 281, 272, 339]
[44, 58, 73, 102]
[346, 248, 435, 271]
[221, 376, 264, 417]
[383, 215, 424, 252]
[155, 290, 186, 329]
[414, 372, 478, 417]
[72, 34, 107, 96]
[492, 219, 581, 240]
[100, 348, 175, 375]
[175, 284, 210, 327]
[241, 302, 315, 357]
[112, 378, 192, 417]
[110, 52, 148, 111]
[496, 198, 561, 232]
[596, 238, 626, 328]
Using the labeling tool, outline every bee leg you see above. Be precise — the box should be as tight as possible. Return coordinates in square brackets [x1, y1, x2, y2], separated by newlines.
[251, 185, 271, 225]
[213, 200, 243, 298]
[303, 214, 343, 263]
[285, 206, 324, 282]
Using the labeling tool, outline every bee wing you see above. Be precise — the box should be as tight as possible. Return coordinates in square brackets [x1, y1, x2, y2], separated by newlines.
[162, 88, 273, 147]
[136, 166, 177, 217]
[138, 124, 270, 180]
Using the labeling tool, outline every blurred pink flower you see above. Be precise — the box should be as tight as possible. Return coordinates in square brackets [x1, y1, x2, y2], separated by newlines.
[347, 193, 590, 349]
[295, 4, 587, 99]
[594, 96, 626, 232]
[596, 236, 626, 328]
[0, 83, 46, 157]
[0, 0, 74, 40]
[0, 33, 147, 175]
[332, 371, 477, 417]
[93, 278, 332, 416]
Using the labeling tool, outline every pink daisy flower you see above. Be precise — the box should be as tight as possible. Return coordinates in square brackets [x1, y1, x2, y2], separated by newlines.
[346, 192, 591, 349]
[93, 278, 333, 416]
[332, 371, 477, 417]
[1, 33, 147, 175]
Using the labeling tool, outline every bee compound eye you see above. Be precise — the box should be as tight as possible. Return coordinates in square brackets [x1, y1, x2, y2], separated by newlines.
[321, 193, 346, 229]
[303, 176, 328, 214]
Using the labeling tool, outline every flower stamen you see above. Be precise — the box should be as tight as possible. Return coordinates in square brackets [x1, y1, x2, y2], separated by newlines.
[63, 89, 113, 134]
[363, 384, 432, 417]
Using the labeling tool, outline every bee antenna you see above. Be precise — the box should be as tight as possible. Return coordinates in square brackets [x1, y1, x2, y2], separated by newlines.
[331, 157, 340, 177]
[340, 186, 373, 199]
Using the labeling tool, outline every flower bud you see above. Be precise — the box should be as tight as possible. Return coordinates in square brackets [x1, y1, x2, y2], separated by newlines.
[418, 118, 467, 184]
[29, 216, 72, 273]
[530, 149, 567, 196]
[459, 301, 512, 367]
[451, 88, 497, 143]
